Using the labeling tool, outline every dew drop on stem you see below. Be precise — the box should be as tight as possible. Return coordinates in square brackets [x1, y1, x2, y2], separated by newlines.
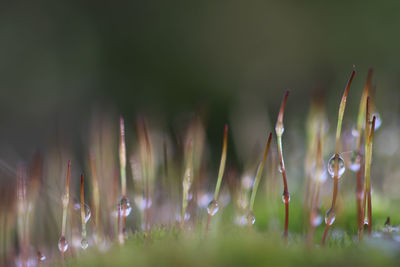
[117, 196, 132, 217]
[58, 236, 69, 253]
[349, 153, 361, 172]
[81, 238, 89, 249]
[207, 199, 219, 216]
[325, 209, 336, 226]
[327, 154, 345, 178]
[282, 191, 290, 204]
[246, 210, 255, 225]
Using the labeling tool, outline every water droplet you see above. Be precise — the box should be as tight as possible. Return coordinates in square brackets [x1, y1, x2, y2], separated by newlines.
[182, 168, 193, 190]
[275, 123, 284, 136]
[207, 199, 219, 216]
[74, 202, 92, 223]
[349, 153, 361, 172]
[372, 112, 382, 130]
[363, 219, 369, 230]
[84, 204, 91, 223]
[58, 236, 69, 253]
[281, 192, 290, 204]
[246, 210, 255, 225]
[117, 196, 132, 217]
[312, 213, 323, 227]
[81, 238, 88, 249]
[324, 209, 336, 226]
[327, 154, 345, 178]
[37, 251, 46, 262]
[278, 165, 283, 173]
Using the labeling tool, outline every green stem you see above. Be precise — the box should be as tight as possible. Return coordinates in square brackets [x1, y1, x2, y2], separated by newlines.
[213, 124, 229, 200]
[250, 132, 273, 211]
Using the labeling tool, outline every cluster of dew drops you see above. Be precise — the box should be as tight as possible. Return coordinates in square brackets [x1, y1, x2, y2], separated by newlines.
[57, 196, 133, 254]
[55, 113, 383, 256]
[323, 113, 382, 227]
[207, 198, 256, 226]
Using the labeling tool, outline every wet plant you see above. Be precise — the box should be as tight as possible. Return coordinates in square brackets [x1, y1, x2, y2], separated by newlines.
[321, 69, 355, 245]
[3, 68, 400, 267]
[275, 90, 290, 239]
[181, 139, 194, 227]
[206, 124, 228, 232]
[118, 116, 130, 244]
[352, 68, 373, 238]
[59, 161, 71, 255]
[248, 132, 272, 227]
[90, 153, 102, 245]
[360, 97, 377, 237]
[80, 174, 89, 249]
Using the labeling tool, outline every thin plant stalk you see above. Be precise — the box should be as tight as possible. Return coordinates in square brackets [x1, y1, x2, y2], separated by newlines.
[205, 124, 228, 232]
[119, 116, 127, 197]
[118, 116, 127, 244]
[213, 124, 229, 201]
[249, 132, 273, 211]
[16, 166, 28, 265]
[181, 140, 194, 227]
[361, 97, 376, 237]
[142, 120, 153, 232]
[60, 161, 71, 255]
[321, 69, 355, 245]
[354, 69, 372, 237]
[80, 174, 88, 249]
[360, 97, 371, 240]
[355, 69, 373, 152]
[247, 132, 273, 228]
[275, 90, 290, 239]
[90, 153, 102, 243]
[366, 116, 376, 235]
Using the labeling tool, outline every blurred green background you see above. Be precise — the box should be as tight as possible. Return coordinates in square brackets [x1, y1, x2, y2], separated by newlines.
[0, 0, 400, 156]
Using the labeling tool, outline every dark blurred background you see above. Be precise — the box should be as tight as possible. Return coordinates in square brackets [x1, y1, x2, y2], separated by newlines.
[1, 0, 400, 158]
